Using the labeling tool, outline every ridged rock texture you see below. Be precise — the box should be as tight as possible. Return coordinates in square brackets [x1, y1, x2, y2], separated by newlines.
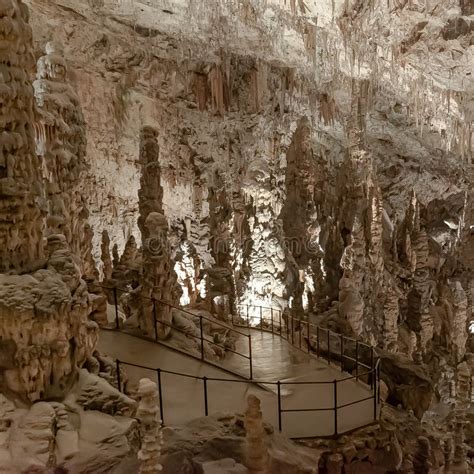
[0, 0, 44, 272]
[33, 40, 94, 277]
[136, 378, 163, 474]
[0, 0, 473, 470]
[0, 1, 137, 471]
[135, 126, 181, 338]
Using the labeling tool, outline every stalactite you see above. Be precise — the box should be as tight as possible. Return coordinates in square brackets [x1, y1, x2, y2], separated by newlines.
[193, 72, 208, 112]
[209, 65, 227, 115]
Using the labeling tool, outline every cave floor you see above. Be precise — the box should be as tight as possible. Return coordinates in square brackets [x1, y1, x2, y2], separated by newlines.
[99, 330, 376, 437]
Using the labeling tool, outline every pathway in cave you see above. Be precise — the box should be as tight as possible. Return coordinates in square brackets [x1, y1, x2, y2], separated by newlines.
[99, 330, 376, 438]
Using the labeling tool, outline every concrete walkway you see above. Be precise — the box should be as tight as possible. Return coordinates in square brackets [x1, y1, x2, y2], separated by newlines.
[99, 330, 377, 438]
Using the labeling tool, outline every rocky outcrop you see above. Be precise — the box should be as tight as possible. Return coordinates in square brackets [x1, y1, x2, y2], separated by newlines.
[0, 373, 138, 472]
[0, 235, 99, 402]
[380, 352, 434, 419]
[160, 413, 320, 473]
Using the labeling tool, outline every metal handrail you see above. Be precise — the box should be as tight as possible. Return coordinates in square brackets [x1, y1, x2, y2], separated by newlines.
[115, 353, 381, 438]
[98, 284, 249, 336]
[98, 282, 381, 437]
[99, 284, 253, 379]
[233, 303, 377, 385]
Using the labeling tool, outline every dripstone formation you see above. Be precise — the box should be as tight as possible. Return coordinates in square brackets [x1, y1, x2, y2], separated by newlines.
[0, 0, 472, 471]
[136, 126, 181, 338]
[0, 0, 44, 272]
[0, 2, 136, 471]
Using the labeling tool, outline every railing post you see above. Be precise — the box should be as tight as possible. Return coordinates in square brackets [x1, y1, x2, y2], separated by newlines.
[199, 316, 204, 361]
[156, 368, 164, 425]
[378, 362, 381, 404]
[260, 306, 263, 331]
[355, 341, 359, 381]
[286, 314, 290, 340]
[306, 322, 310, 353]
[271, 308, 274, 334]
[116, 359, 121, 392]
[340, 334, 344, 372]
[277, 381, 282, 432]
[246, 305, 250, 328]
[278, 310, 282, 335]
[373, 368, 377, 421]
[153, 299, 158, 341]
[248, 334, 253, 380]
[333, 380, 338, 436]
[327, 330, 331, 365]
[290, 316, 295, 346]
[316, 326, 320, 358]
[203, 376, 208, 416]
[113, 287, 119, 329]
[370, 348, 374, 390]
[298, 318, 302, 349]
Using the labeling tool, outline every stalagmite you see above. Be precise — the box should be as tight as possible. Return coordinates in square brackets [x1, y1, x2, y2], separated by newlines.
[33, 41, 91, 276]
[1, 0, 473, 470]
[137, 127, 181, 338]
[451, 361, 471, 473]
[136, 378, 163, 473]
[101, 229, 113, 281]
[413, 436, 432, 474]
[0, 0, 45, 272]
[244, 395, 268, 473]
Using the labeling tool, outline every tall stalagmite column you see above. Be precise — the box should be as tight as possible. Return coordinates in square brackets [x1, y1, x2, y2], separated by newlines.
[33, 41, 93, 276]
[0, 0, 45, 272]
[138, 127, 180, 338]
[244, 395, 268, 473]
[136, 378, 163, 473]
[0, 1, 102, 403]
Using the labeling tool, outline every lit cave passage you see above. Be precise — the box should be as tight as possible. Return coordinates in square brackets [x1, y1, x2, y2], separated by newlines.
[0, 0, 472, 472]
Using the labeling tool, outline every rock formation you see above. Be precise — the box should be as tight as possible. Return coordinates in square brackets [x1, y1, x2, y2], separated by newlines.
[136, 378, 163, 474]
[136, 126, 181, 338]
[0, 0, 45, 272]
[244, 395, 268, 473]
[0, 2, 136, 470]
[33, 40, 91, 276]
[1, 0, 473, 470]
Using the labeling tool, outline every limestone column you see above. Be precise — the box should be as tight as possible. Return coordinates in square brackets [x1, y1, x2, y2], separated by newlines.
[244, 395, 268, 473]
[0, 0, 45, 272]
[137, 127, 181, 338]
[33, 41, 92, 276]
[136, 378, 163, 474]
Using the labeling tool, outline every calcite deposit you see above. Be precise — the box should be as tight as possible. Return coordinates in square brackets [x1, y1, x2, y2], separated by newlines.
[0, 0, 472, 471]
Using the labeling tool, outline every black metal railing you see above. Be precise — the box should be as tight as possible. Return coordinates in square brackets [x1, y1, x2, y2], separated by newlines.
[233, 303, 375, 382]
[98, 284, 253, 380]
[114, 355, 381, 438]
